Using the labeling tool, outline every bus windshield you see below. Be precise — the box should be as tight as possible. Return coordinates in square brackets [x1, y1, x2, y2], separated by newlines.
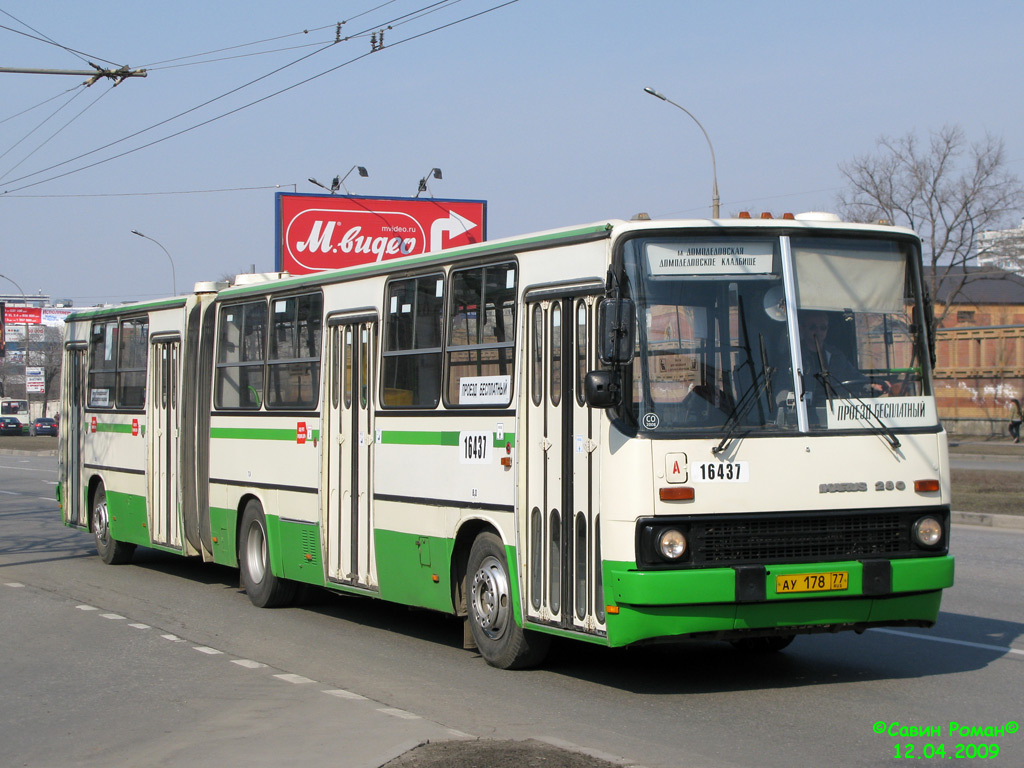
[622, 233, 935, 436]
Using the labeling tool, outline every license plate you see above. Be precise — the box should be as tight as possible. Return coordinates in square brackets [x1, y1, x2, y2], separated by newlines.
[775, 571, 849, 594]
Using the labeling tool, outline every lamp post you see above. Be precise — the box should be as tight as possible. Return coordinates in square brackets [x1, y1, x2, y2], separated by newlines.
[309, 165, 369, 195]
[643, 87, 720, 218]
[130, 230, 177, 296]
[415, 167, 442, 198]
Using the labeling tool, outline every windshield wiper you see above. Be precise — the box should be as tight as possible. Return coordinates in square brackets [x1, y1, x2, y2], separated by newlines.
[713, 336, 775, 455]
[812, 367, 901, 450]
[760, 334, 775, 410]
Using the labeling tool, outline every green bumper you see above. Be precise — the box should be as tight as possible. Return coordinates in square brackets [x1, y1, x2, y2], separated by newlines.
[603, 555, 954, 647]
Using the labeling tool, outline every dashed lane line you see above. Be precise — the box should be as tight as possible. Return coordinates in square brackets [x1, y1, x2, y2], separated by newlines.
[274, 673, 316, 685]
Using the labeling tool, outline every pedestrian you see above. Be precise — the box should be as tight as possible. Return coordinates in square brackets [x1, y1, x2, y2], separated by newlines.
[1009, 398, 1022, 443]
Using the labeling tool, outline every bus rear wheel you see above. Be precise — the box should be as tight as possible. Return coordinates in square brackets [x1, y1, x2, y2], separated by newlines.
[92, 484, 135, 565]
[466, 532, 550, 669]
[238, 500, 296, 608]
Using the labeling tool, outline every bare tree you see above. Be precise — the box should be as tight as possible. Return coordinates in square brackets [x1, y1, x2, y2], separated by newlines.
[837, 125, 1024, 322]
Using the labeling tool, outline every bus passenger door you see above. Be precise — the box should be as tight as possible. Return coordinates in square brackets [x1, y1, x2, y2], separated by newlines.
[323, 318, 377, 589]
[60, 346, 87, 528]
[149, 339, 181, 549]
[523, 295, 604, 634]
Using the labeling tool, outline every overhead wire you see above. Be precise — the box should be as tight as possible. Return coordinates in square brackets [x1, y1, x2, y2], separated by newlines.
[138, 24, 341, 69]
[1, 2, 455, 187]
[4, 184, 293, 198]
[144, 39, 338, 72]
[0, 9, 120, 67]
[1, 0, 501, 194]
[135, 0, 403, 70]
[0, 85, 89, 166]
[0, 84, 84, 127]
[0, 82, 116, 182]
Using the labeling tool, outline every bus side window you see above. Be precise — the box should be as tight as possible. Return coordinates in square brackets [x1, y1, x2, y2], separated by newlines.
[446, 262, 517, 407]
[266, 293, 323, 410]
[215, 300, 267, 410]
[116, 317, 149, 409]
[382, 274, 443, 408]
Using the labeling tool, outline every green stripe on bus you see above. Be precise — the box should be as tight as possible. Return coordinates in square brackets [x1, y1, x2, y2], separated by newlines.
[211, 427, 321, 441]
[219, 223, 613, 299]
[94, 422, 145, 436]
[380, 430, 515, 448]
[67, 297, 187, 321]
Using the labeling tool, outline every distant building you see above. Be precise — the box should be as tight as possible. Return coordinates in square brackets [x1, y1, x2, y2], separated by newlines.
[976, 219, 1024, 273]
[926, 266, 1024, 436]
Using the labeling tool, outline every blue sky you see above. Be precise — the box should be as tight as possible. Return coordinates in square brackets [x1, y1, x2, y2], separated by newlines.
[2, 0, 1022, 305]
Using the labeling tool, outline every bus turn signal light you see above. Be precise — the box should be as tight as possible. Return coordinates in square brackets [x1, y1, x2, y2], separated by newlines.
[659, 486, 695, 501]
[914, 479, 940, 493]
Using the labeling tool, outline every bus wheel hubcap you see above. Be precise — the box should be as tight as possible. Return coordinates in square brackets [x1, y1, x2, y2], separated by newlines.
[245, 524, 267, 583]
[93, 499, 109, 544]
[470, 556, 509, 640]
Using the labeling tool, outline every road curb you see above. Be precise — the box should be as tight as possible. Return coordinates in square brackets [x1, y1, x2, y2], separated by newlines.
[0, 448, 58, 457]
[952, 510, 1024, 531]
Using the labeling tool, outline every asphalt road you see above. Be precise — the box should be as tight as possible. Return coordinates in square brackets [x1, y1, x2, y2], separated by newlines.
[2, 454, 1022, 768]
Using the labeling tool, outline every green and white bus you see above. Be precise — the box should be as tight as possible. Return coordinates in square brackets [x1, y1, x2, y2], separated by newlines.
[2, 397, 30, 433]
[58, 213, 954, 668]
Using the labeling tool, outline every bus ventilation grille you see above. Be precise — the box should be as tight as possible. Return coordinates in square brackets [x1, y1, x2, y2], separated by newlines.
[691, 511, 917, 566]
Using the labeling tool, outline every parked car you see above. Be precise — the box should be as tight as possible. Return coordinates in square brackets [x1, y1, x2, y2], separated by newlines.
[30, 417, 58, 437]
[0, 417, 23, 435]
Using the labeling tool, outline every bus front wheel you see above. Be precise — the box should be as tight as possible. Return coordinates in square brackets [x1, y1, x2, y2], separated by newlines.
[92, 484, 135, 565]
[466, 532, 550, 669]
[238, 500, 296, 608]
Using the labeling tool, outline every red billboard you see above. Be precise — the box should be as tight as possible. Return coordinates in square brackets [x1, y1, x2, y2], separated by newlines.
[3, 306, 41, 324]
[276, 193, 487, 276]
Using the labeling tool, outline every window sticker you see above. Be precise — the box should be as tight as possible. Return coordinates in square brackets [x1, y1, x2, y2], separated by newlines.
[458, 375, 511, 405]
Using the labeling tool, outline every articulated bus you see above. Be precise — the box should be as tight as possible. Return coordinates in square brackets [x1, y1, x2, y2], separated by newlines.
[58, 213, 954, 668]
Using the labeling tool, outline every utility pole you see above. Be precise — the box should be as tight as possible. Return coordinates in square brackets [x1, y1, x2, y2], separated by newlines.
[0, 64, 147, 86]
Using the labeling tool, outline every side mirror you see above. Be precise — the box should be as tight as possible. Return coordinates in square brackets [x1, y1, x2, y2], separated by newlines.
[584, 370, 621, 408]
[598, 298, 636, 364]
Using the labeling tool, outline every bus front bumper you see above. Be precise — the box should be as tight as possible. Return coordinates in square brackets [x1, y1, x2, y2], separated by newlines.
[602, 555, 954, 647]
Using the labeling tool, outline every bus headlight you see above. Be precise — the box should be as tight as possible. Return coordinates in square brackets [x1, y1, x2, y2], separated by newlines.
[658, 528, 688, 560]
[912, 516, 943, 548]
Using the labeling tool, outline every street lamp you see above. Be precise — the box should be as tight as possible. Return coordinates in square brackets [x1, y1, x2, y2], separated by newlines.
[415, 167, 442, 198]
[0, 272, 25, 297]
[643, 87, 720, 218]
[130, 230, 177, 296]
[309, 165, 369, 195]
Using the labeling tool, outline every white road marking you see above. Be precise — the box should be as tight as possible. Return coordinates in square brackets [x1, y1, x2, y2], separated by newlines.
[872, 628, 1024, 657]
[378, 708, 421, 720]
[274, 673, 315, 685]
[5, 582, 25, 587]
[59, 601, 450, 734]
[322, 689, 367, 701]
